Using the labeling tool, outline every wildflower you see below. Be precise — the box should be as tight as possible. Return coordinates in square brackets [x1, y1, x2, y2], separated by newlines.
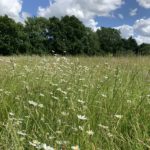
[28, 100, 44, 108]
[77, 115, 87, 120]
[4, 91, 11, 96]
[28, 100, 38, 107]
[41, 144, 54, 150]
[29, 140, 40, 147]
[114, 115, 123, 119]
[57, 88, 62, 91]
[38, 103, 44, 108]
[9, 112, 15, 116]
[49, 136, 55, 140]
[0, 89, 4, 92]
[104, 76, 108, 79]
[63, 141, 69, 145]
[86, 130, 94, 136]
[79, 78, 85, 81]
[98, 124, 109, 130]
[41, 116, 45, 121]
[57, 88, 67, 95]
[56, 140, 63, 145]
[147, 94, 150, 97]
[15, 95, 21, 100]
[61, 90, 67, 95]
[61, 112, 69, 116]
[52, 96, 59, 100]
[107, 132, 113, 137]
[77, 100, 85, 104]
[101, 94, 107, 98]
[29, 141, 54, 150]
[79, 89, 84, 92]
[79, 126, 84, 131]
[39, 93, 45, 97]
[72, 127, 78, 132]
[17, 131, 27, 136]
[56, 130, 62, 134]
[71, 145, 80, 150]
[127, 100, 132, 104]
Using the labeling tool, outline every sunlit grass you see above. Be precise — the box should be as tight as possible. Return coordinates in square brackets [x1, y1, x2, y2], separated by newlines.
[0, 56, 150, 149]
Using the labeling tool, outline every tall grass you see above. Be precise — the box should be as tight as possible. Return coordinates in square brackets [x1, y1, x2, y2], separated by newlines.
[0, 56, 150, 149]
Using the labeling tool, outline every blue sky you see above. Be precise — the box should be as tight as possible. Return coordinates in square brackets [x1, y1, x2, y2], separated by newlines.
[98, 0, 149, 27]
[22, 0, 150, 27]
[23, 0, 49, 17]
[0, 0, 150, 44]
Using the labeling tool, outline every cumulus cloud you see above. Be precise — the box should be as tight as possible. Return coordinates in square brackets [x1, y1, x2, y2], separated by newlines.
[115, 18, 150, 44]
[84, 19, 101, 31]
[37, 0, 124, 29]
[0, 0, 29, 22]
[134, 18, 150, 36]
[129, 8, 138, 16]
[0, 0, 22, 21]
[20, 12, 31, 23]
[115, 25, 134, 38]
[137, 0, 150, 8]
[136, 35, 150, 44]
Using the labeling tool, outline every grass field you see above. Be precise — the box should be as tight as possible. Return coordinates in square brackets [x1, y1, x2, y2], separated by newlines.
[0, 56, 150, 150]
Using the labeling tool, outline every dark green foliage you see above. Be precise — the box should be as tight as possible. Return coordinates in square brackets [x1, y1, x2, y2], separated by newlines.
[126, 37, 139, 54]
[60, 16, 87, 55]
[0, 15, 149, 56]
[139, 43, 150, 55]
[0, 15, 21, 55]
[96, 27, 123, 55]
[47, 17, 67, 54]
[83, 28, 101, 55]
[24, 17, 49, 54]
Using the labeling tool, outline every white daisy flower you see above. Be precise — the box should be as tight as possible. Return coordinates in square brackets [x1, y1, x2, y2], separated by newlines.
[86, 130, 94, 136]
[77, 115, 87, 120]
[114, 115, 123, 119]
[71, 145, 80, 150]
[28, 100, 38, 107]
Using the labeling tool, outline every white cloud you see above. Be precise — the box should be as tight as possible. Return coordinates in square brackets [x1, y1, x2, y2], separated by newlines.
[136, 35, 150, 44]
[84, 19, 101, 31]
[0, 0, 29, 22]
[115, 25, 134, 38]
[134, 18, 150, 36]
[20, 12, 31, 23]
[37, 0, 124, 29]
[0, 0, 22, 21]
[129, 8, 138, 16]
[137, 0, 150, 8]
[115, 18, 150, 44]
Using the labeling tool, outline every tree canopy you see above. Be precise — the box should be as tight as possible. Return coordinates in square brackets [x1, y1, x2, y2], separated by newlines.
[0, 15, 149, 56]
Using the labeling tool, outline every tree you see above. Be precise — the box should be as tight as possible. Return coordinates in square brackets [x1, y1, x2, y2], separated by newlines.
[139, 43, 150, 55]
[0, 15, 150, 56]
[96, 27, 122, 55]
[60, 15, 88, 55]
[24, 17, 49, 54]
[46, 15, 91, 55]
[126, 37, 139, 54]
[46, 17, 67, 55]
[82, 28, 101, 55]
[0, 15, 21, 55]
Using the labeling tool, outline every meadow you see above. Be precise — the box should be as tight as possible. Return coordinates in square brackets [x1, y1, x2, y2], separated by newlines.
[0, 56, 150, 150]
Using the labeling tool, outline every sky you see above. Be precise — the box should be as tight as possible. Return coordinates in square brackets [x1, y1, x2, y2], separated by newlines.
[0, 0, 150, 44]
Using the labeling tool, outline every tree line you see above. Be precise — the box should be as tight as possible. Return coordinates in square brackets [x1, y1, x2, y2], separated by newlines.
[0, 15, 150, 56]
